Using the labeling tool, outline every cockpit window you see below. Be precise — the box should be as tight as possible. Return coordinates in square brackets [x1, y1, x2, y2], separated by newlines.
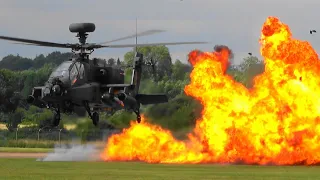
[78, 63, 85, 79]
[49, 61, 72, 78]
[70, 62, 79, 83]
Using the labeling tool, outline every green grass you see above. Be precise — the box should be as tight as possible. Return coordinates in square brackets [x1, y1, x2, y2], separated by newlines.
[0, 147, 53, 153]
[0, 158, 320, 179]
[0, 139, 55, 148]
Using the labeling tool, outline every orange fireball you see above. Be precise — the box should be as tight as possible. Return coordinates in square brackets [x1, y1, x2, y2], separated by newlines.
[101, 16, 320, 165]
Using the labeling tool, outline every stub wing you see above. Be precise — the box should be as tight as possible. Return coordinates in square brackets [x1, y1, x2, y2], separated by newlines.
[135, 94, 168, 105]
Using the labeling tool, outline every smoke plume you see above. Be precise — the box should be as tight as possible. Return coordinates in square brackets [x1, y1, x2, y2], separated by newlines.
[37, 143, 101, 162]
[213, 45, 234, 61]
[36, 129, 119, 162]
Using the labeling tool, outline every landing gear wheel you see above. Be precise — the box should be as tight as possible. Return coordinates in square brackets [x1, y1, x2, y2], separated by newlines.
[133, 109, 141, 123]
[82, 101, 99, 127]
[52, 111, 61, 127]
[137, 115, 141, 123]
[92, 112, 99, 126]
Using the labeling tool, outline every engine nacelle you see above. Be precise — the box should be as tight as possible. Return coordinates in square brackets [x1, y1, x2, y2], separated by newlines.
[117, 92, 127, 101]
[101, 93, 112, 104]
[101, 93, 122, 107]
[117, 93, 139, 109]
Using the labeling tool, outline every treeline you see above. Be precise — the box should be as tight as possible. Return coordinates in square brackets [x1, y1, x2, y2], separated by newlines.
[0, 46, 264, 137]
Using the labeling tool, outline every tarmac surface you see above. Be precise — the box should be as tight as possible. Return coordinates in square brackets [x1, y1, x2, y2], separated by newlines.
[0, 152, 47, 158]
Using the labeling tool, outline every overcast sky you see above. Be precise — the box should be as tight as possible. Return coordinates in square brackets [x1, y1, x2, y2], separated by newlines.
[0, 0, 320, 65]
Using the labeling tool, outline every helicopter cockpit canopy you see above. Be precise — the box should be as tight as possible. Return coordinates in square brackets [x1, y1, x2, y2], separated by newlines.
[48, 60, 86, 86]
[69, 61, 85, 85]
[48, 61, 72, 82]
[50, 61, 71, 78]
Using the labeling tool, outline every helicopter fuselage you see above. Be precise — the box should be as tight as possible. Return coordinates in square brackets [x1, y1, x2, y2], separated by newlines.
[0, 21, 206, 127]
[27, 57, 135, 114]
[26, 51, 169, 127]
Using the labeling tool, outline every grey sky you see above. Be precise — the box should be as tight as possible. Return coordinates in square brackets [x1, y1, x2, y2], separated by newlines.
[0, 0, 320, 65]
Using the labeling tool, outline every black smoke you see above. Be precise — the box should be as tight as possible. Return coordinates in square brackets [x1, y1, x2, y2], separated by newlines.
[213, 45, 234, 62]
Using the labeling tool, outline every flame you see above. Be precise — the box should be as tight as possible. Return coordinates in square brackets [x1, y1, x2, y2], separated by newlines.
[101, 16, 320, 165]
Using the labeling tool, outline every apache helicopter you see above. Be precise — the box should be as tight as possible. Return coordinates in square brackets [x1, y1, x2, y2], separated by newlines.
[0, 22, 207, 127]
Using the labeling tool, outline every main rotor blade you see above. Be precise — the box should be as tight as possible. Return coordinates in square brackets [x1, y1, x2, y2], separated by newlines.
[12, 42, 55, 46]
[0, 35, 71, 48]
[98, 30, 166, 44]
[99, 41, 209, 48]
[12, 42, 41, 45]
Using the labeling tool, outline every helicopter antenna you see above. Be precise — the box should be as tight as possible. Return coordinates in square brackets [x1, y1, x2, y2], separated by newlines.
[130, 18, 143, 96]
[135, 18, 138, 53]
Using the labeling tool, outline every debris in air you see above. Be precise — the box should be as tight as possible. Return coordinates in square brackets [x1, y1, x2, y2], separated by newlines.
[310, 30, 316, 34]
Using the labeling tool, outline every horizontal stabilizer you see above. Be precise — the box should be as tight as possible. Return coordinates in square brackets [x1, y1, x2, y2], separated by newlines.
[102, 84, 133, 88]
[135, 94, 168, 105]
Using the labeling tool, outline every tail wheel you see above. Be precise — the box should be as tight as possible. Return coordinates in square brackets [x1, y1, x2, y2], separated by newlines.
[137, 115, 141, 123]
[92, 112, 99, 126]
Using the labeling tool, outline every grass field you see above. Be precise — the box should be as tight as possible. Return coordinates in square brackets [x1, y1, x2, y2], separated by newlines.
[0, 158, 319, 180]
[0, 147, 53, 153]
[0, 123, 77, 130]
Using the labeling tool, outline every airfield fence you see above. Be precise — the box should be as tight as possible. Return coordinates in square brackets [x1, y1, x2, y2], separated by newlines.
[0, 128, 121, 148]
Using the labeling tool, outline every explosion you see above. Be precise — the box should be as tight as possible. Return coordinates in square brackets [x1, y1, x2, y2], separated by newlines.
[101, 17, 320, 165]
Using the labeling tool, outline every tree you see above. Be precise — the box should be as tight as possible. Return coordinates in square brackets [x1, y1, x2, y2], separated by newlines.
[107, 58, 115, 66]
[0, 55, 33, 71]
[33, 54, 47, 69]
[0, 49, 267, 132]
[244, 62, 264, 88]
[227, 56, 264, 88]
[45, 51, 73, 67]
[20, 64, 54, 97]
[0, 69, 22, 113]
[116, 58, 121, 66]
[172, 60, 192, 80]
[227, 65, 244, 83]
[239, 56, 262, 72]
[0, 52, 73, 71]
[5, 108, 24, 131]
[123, 46, 172, 81]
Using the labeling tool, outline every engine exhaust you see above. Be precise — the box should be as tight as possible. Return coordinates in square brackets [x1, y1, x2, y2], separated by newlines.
[117, 92, 127, 101]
